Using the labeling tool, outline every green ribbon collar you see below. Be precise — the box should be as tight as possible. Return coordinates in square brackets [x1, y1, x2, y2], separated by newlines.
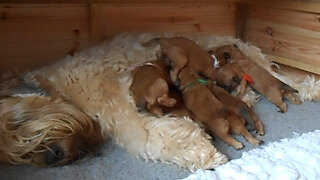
[183, 78, 208, 92]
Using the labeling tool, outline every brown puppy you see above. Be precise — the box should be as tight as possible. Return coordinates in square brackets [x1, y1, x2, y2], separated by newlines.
[208, 84, 265, 135]
[177, 67, 262, 149]
[214, 45, 302, 112]
[142, 37, 217, 84]
[130, 60, 177, 116]
[215, 63, 248, 96]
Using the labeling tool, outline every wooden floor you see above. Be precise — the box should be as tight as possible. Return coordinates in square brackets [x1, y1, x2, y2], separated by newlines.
[275, 64, 320, 80]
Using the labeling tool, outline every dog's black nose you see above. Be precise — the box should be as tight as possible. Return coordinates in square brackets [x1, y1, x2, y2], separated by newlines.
[224, 85, 234, 93]
[233, 44, 238, 48]
[232, 76, 240, 83]
[44, 144, 65, 165]
[222, 52, 231, 60]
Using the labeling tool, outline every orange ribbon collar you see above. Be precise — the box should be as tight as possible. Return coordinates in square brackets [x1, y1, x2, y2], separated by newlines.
[243, 73, 254, 83]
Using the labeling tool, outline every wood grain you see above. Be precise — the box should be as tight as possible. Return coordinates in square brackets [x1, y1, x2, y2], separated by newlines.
[235, 3, 248, 41]
[89, 3, 103, 42]
[0, 4, 90, 71]
[0, 53, 68, 73]
[0, 5, 89, 43]
[246, 7, 320, 74]
[0, 39, 90, 58]
[100, 3, 237, 37]
[2, 0, 320, 13]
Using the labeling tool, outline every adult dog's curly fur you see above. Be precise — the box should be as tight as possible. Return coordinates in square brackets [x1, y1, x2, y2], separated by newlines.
[0, 74, 104, 166]
[0, 33, 318, 171]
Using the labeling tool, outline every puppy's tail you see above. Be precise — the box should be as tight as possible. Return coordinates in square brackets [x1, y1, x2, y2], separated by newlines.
[142, 38, 165, 47]
[282, 82, 299, 93]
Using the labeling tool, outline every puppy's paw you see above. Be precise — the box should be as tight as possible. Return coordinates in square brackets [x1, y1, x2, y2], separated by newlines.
[234, 142, 244, 150]
[252, 139, 264, 146]
[259, 140, 265, 145]
[278, 103, 287, 113]
[257, 125, 265, 136]
[258, 131, 265, 136]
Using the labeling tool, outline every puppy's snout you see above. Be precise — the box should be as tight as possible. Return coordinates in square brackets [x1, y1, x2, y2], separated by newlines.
[232, 76, 240, 83]
[222, 52, 231, 60]
[44, 144, 65, 165]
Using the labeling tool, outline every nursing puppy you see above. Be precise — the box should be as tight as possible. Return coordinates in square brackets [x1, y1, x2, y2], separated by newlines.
[214, 45, 302, 112]
[142, 37, 217, 84]
[178, 67, 262, 149]
[130, 60, 176, 116]
[215, 63, 248, 97]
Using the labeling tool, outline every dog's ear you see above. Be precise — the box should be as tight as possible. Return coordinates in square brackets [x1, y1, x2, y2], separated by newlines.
[222, 52, 231, 60]
[233, 44, 238, 48]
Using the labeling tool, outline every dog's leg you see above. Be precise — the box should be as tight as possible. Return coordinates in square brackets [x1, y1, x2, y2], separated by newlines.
[248, 109, 265, 135]
[277, 102, 288, 113]
[220, 134, 244, 150]
[229, 116, 263, 146]
[236, 78, 247, 99]
[239, 103, 265, 135]
[267, 90, 288, 113]
[207, 117, 244, 150]
[284, 92, 303, 105]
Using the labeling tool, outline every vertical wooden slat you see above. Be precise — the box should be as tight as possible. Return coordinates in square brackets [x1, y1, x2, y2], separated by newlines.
[89, 3, 103, 43]
[235, 3, 248, 41]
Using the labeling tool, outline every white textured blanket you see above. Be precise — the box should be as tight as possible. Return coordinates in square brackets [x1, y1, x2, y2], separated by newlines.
[184, 130, 320, 180]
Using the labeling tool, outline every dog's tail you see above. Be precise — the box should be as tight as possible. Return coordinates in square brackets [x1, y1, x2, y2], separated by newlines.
[282, 82, 299, 93]
[141, 38, 165, 47]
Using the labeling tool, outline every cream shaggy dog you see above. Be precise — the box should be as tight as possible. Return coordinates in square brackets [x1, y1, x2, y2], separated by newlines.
[1, 33, 319, 171]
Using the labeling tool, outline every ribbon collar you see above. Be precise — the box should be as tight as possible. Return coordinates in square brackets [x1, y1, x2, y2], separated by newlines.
[243, 73, 254, 83]
[183, 78, 208, 92]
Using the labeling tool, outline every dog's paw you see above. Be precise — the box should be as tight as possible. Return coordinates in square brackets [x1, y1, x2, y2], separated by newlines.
[234, 142, 244, 150]
[259, 140, 265, 145]
[278, 103, 288, 113]
[258, 128, 265, 136]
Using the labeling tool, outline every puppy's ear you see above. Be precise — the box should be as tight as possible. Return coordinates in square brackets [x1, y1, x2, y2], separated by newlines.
[223, 52, 231, 60]
[233, 44, 239, 48]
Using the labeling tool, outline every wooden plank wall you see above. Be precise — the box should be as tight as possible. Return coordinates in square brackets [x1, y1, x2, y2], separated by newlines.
[245, 6, 320, 74]
[99, 3, 236, 38]
[0, 2, 237, 72]
[1, 1, 320, 75]
[0, 4, 90, 71]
